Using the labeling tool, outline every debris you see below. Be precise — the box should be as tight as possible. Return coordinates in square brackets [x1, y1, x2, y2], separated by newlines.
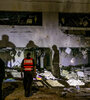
[77, 71, 85, 78]
[39, 70, 57, 80]
[35, 81, 44, 87]
[67, 79, 85, 86]
[4, 78, 16, 82]
[61, 70, 69, 77]
[36, 75, 42, 80]
[65, 48, 71, 54]
[61, 92, 67, 97]
[46, 80, 64, 87]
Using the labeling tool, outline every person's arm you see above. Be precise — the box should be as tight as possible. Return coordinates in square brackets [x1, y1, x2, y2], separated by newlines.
[21, 59, 24, 78]
[33, 59, 37, 77]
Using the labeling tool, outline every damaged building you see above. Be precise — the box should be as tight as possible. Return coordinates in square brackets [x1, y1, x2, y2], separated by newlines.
[0, 0, 90, 100]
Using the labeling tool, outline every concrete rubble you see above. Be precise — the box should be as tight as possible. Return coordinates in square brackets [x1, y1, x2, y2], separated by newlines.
[46, 80, 64, 87]
[61, 66, 90, 86]
[5, 67, 90, 87]
[67, 79, 85, 86]
[39, 70, 57, 80]
[3, 68, 90, 100]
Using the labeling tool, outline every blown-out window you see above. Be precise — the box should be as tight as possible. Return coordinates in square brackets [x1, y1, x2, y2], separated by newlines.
[59, 13, 90, 27]
[0, 11, 42, 26]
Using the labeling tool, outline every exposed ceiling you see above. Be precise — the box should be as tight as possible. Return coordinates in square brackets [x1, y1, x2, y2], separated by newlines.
[0, 0, 90, 12]
[20, 0, 90, 3]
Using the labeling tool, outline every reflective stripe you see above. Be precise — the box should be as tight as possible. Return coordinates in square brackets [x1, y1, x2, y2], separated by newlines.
[24, 58, 33, 65]
[24, 68, 33, 71]
[24, 59, 33, 63]
[24, 66, 33, 68]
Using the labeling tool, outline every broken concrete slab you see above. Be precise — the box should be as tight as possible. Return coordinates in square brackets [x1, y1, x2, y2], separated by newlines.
[46, 80, 64, 87]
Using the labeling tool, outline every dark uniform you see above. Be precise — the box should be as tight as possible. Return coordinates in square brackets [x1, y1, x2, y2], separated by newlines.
[21, 53, 36, 97]
[0, 58, 5, 100]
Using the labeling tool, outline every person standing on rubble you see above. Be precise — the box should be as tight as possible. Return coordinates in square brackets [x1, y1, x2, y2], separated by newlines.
[21, 52, 36, 97]
[0, 58, 5, 100]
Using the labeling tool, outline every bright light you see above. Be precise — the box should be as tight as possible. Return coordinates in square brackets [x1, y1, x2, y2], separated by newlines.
[70, 58, 75, 64]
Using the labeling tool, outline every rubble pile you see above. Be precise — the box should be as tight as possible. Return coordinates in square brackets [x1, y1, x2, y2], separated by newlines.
[67, 79, 85, 86]
[61, 66, 90, 86]
[39, 70, 57, 80]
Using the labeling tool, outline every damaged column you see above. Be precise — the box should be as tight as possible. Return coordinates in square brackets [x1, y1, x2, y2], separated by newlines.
[52, 45, 60, 78]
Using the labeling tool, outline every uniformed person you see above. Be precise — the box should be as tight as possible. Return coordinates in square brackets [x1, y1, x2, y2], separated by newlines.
[21, 53, 36, 97]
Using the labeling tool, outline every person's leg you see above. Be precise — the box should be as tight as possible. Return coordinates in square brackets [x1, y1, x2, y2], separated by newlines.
[27, 71, 33, 97]
[23, 72, 28, 97]
[25, 79, 29, 97]
[29, 75, 33, 96]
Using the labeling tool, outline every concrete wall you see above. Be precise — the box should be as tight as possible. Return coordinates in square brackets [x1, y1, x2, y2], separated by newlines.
[0, 12, 88, 48]
[0, 0, 90, 49]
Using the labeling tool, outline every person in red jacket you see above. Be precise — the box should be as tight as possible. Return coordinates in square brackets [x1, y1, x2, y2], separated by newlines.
[21, 52, 36, 97]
